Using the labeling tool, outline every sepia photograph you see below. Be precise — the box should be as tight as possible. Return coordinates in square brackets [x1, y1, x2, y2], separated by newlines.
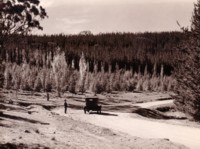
[0, 0, 200, 148]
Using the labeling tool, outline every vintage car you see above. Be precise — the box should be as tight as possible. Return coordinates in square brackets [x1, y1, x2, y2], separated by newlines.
[84, 97, 102, 114]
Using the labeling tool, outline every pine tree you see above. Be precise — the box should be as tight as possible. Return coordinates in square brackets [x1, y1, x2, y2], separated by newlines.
[34, 76, 42, 92]
[191, 0, 200, 40]
[69, 72, 77, 94]
[51, 51, 67, 97]
[174, 0, 200, 120]
[159, 65, 164, 91]
[11, 64, 22, 99]
[79, 52, 87, 93]
[106, 74, 113, 93]
[152, 63, 157, 78]
[4, 63, 11, 89]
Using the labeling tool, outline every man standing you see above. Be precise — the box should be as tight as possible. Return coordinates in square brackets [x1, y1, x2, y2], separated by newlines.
[64, 100, 68, 114]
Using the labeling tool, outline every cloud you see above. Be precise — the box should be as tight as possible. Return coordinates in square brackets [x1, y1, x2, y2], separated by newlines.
[37, 0, 195, 35]
[40, 0, 54, 8]
[61, 18, 88, 25]
[40, 0, 196, 8]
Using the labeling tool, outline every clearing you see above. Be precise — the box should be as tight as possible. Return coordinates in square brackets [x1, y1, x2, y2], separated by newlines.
[0, 90, 199, 149]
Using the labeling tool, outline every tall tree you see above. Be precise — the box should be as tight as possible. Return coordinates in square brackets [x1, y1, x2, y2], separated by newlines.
[0, 0, 47, 61]
[0, 0, 47, 36]
[52, 51, 67, 97]
[79, 52, 87, 93]
[174, 0, 200, 120]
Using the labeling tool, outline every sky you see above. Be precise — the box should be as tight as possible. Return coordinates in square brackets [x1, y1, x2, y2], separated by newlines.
[34, 0, 197, 35]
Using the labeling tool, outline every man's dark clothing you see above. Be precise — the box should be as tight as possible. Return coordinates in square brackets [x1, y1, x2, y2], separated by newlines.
[64, 101, 68, 114]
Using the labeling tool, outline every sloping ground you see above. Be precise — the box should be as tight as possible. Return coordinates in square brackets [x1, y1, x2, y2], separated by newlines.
[0, 105, 185, 149]
[54, 108, 200, 149]
[134, 108, 186, 120]
[0, 100, 187, 149]
[132, 99, 187, 120]
[0, 91, 196, 149]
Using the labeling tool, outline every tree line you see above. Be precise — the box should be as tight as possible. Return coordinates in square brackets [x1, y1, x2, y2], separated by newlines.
[3, 52, 176, 98]
[1, 31, 184, 76]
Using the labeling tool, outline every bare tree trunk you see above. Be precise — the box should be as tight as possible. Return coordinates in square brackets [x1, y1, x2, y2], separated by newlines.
[47, 92, 49, 101]
[15, 89, 18, 100]
[57, 87, 61, 98]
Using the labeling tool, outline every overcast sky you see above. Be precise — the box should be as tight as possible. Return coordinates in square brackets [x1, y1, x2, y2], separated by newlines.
[34, 0, 197, 35]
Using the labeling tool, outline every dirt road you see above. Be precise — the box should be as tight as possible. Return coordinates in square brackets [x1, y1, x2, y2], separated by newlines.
[0, 92, 194, 148]
[54, 100, 200, 149]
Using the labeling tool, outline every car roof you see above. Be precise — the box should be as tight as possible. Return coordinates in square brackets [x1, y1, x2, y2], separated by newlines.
[85, 97, 99, 99]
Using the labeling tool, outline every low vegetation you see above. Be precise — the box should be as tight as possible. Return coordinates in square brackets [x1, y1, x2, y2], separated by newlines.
[2, 51, 176, 96]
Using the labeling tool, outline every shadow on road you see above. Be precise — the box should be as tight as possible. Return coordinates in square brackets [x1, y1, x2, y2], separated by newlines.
[89, 112, 118, 116]
[0, 143, 49, 149]
[0, 113, 49, 125]
[133, 108, 187, 120]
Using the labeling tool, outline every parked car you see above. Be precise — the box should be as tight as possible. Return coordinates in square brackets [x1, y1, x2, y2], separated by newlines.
[84, 97, 102, 114]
